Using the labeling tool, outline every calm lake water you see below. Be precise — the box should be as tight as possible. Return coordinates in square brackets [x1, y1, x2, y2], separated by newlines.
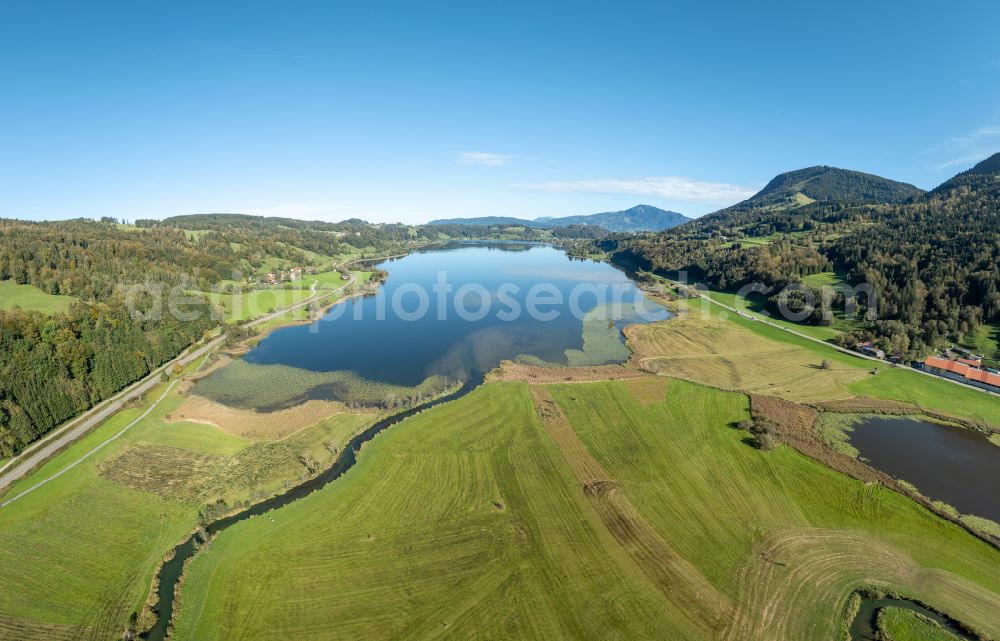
[243, 242, 668, 390]
[849, 416, 1000, 523]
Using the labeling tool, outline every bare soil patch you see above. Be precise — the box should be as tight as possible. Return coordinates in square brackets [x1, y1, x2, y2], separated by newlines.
[487, 360, 649, 384]
[167, 394, 351, 440]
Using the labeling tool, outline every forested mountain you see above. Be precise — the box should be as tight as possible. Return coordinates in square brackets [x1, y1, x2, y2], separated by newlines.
[602, 157, 999, 357]
[429, 204, 690, 232]
[699, 166, 924, 227]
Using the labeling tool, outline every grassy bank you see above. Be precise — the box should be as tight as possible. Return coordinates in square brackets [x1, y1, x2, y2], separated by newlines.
[188, 287, 315, 323]
[171, 380, 1000, 641]
[876, 606, 964, 641]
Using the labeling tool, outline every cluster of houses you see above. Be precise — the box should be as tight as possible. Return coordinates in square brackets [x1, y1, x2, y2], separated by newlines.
[254, 266, 306, 286]
[922, 354, 1000, 394]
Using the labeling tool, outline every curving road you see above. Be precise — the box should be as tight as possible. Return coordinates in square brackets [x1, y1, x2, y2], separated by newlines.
[0, 274, 355, 497]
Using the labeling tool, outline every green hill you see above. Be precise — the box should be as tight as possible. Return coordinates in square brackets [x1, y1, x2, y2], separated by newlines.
[702, 166, 924, 225]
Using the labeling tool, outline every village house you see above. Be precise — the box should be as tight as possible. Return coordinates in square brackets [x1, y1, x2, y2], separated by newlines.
[290, 267, 303, 281]
[855, 341, 885, 359]
[923, 356, 1000, 394]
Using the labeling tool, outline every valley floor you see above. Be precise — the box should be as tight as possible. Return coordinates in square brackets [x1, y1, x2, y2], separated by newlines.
[1, 290, 999, 640]
[169, 380, 1000, 641]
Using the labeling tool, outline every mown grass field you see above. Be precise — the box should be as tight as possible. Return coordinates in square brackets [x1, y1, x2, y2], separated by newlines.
[0, 281, 76, 314]
[707, 288, 855, 341]
[633, 296, 1000, 426]
[0, 365, 373, 641]
[171, 380, 1000, 641]
[628, 303, 867, 402]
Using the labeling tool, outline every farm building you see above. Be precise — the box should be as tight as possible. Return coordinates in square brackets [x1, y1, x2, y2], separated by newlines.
[923, 356, 1000, 393]
[856, 341, 885, 359]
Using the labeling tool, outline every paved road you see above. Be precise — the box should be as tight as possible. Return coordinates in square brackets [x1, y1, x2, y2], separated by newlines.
[668, 279, 1000, 400]
[0, 274, 355, 495]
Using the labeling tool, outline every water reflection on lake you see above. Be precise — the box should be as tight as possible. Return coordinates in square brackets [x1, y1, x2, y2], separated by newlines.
[242, 242, 669, 393]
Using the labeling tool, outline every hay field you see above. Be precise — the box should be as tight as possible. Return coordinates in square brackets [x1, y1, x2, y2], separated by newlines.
[627, 299, 1000, 426]
[170, 380, 1000, 641]
[626, 311, 867, 401]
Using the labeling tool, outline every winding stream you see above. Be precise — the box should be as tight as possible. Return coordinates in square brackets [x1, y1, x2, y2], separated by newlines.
[849, 596, 980, 641]
[144, 382, 473, 641]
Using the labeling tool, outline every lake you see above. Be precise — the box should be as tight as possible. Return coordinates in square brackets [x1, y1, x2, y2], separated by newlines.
[849, 416, 1000, 523]
[197, 242, 669, 410]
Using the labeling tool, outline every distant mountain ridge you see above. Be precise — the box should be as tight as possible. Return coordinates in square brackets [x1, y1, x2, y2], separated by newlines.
[428, 205, 691, 232]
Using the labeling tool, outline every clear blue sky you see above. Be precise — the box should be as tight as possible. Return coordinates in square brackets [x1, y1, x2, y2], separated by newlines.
[2, 0, 998, 223]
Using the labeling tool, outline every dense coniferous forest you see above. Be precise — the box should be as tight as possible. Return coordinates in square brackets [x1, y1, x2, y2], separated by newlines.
[0, 219, 234, 455]
[603, 157, 1000, 356]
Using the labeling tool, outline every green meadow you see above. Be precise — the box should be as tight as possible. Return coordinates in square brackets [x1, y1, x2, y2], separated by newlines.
[801, 270, 849, 288]
[707, 288, 855, 341]
[0, 281, 76, 314]
[189, 287, 315, 322]
[171, 380, 1000, 641]
[0, 365, 373, 641]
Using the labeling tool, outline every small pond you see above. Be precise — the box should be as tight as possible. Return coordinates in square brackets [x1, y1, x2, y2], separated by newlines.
[849, 416, 1000, 523]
